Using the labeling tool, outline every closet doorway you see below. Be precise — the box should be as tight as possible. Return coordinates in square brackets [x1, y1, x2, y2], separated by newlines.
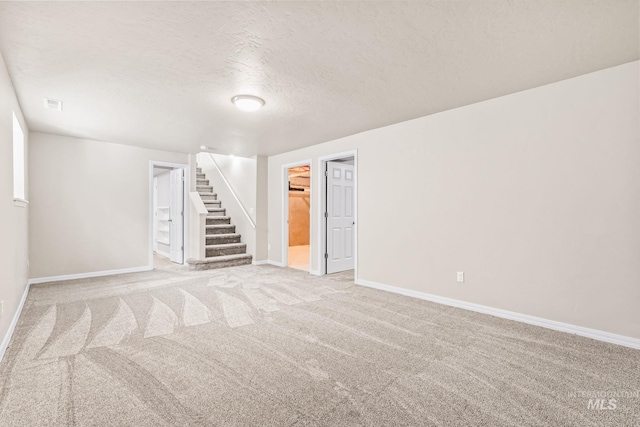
[150, 161, 188, 268]
[284, 163, 311, 271]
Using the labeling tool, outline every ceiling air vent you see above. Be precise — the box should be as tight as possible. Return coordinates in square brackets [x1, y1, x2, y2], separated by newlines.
[43, 98, 63, 111]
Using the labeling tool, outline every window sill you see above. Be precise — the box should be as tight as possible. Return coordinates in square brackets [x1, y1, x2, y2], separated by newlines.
[13, 198, 29, 208]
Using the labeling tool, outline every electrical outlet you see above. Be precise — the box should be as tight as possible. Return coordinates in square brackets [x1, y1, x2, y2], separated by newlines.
[457, 272, 464, 283]
[268, 244, 271, 251]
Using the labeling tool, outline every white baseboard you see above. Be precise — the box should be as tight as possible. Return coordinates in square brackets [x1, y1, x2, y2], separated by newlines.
[0, 281, 31, 362]
[309, 270, 322, 276]
[28, 265, 152, 285]
[253, 260, 286, 267]
[356, 278, 640, 350]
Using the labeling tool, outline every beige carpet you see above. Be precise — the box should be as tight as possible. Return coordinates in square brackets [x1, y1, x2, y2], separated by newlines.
[0, 265, 638, 426]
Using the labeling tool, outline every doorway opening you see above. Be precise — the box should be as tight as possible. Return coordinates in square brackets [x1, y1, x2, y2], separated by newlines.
[318, 151, 357, 276]
[282, 161, 312, 272]
[149, 161, 189, 269]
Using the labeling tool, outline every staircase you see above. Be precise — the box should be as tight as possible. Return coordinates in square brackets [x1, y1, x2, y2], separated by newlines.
[187, 167, 253, 270]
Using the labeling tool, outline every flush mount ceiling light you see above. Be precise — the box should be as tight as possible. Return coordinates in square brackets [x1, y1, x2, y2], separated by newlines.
[231, 95, 265, 112]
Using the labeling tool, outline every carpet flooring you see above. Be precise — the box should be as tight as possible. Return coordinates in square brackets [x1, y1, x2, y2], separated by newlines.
[0, 264, 638, 426]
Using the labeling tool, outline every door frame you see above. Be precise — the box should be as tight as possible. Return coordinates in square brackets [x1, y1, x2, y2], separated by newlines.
[148, 161, 190, 267]
[317, 149, 358, 277]
[281, 159, 313, 270]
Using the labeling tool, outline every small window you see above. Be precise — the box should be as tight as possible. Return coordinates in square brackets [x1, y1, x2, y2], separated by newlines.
[12, 112, 26, 204]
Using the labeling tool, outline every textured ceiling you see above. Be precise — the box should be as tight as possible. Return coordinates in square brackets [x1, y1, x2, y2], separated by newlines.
[0, 1, 637, 156]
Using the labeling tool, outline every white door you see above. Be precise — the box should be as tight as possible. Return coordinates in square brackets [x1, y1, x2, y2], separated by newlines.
[169, 168, 184, 263]
[326, 161, 355, 273]
[153, 177, 158, 252]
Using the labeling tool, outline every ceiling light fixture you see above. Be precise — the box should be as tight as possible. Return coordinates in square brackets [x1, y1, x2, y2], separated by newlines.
[231, 95, 265, 112]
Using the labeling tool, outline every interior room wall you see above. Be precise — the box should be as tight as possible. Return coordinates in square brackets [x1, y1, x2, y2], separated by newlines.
[288, 192, 310, 246]
[203, 153, 257, 223]
[29, 132, 188, 279]
[254, 156, 269, 261]
[267, 61, 640, 339]
[0, 51, 30, 354]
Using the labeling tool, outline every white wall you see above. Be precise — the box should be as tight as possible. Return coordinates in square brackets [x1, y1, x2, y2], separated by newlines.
[268, 61, 640, 339]
[0, 52, 29, 353]
[207, 153, 257, 223]
[255, 155, 268, 261]
[29, 133, 188, 278]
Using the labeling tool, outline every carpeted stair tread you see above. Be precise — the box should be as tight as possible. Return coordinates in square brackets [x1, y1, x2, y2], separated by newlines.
[206, 224, 236, 234]
[197, 254, 251, 262]
[206, 233, 241, 238]
[187, 253, 252, 270]
[205, 242, 246, 250]
[205, 233, 241, 244]
[206, 216, 231, 225]
[205, 242, 247, 257]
